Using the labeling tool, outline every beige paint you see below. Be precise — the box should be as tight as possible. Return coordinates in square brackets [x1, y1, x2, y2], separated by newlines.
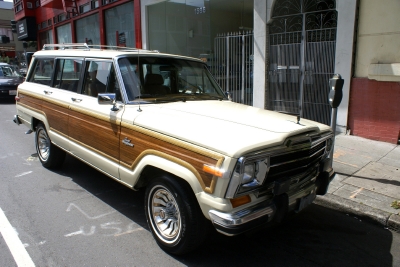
[355, 0, 400, 78]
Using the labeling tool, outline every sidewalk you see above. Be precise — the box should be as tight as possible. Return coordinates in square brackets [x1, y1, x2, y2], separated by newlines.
[314, 133, 400, 233]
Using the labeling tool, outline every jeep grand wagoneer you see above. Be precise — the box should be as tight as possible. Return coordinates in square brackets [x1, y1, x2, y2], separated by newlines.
[14, 43, 335, 255]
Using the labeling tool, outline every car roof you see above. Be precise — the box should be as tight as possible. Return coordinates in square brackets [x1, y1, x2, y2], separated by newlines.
[0, 63, 10, 66]
[32, 44, 203, 63]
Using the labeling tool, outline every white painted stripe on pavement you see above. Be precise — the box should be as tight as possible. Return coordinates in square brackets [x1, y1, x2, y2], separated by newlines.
[15, 171, 33, 178]
[0, 208, 35, 267]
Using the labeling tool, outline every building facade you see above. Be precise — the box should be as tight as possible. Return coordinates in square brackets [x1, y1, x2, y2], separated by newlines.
[348, 0, 400, 144]
[12, 0, 141, 48]
[0, 0, 17, 60]
[11, 0, 400, 144]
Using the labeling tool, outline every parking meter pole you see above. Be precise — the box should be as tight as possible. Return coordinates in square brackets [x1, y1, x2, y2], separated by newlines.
[328, 74, 344, 165]
[329, 107, 338, 160]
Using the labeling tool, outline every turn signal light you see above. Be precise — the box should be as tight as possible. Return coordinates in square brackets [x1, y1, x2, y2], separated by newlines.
[230, 195, 251, 208]
[203, 164, 224, 177]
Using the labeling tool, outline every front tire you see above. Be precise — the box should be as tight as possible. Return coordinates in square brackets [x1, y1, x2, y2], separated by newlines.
[145, 175, 208, 255]
[35, 123, 66, 169]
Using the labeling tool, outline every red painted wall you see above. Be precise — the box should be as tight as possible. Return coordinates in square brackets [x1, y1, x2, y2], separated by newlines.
[15, 0, 141, 48]
[348, 78, 400, 144]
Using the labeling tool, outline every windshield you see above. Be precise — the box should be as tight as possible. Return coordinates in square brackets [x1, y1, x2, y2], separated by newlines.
[0, 65, 22, 78]
[118, 56, 226, 103]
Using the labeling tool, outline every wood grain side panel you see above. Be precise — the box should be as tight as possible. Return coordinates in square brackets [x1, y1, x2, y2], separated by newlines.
[69, 108, 120, 160]
[41, 98, 69, 135]
[18, 92, 42, 113]
[120, 126, 221, 192]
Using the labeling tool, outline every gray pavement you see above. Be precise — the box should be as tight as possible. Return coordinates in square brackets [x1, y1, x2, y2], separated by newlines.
[315, 133, 400, 232]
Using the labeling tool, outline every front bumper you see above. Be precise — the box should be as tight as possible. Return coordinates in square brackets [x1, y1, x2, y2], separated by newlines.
[208, 170, 334, 236]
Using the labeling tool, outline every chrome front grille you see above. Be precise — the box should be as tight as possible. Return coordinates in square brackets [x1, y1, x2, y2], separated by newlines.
[266, 140, 326, 183]
[226, 132, 333, 199]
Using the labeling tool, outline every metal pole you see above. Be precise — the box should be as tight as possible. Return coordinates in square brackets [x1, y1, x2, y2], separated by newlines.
[226, 34, 229, 93]
[329, 107, 338, 160]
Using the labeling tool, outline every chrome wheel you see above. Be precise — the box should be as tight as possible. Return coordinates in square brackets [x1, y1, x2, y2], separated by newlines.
[35, 123, 66, 169]
[148, 186, 181, 243]
[37, 127, 50, 162]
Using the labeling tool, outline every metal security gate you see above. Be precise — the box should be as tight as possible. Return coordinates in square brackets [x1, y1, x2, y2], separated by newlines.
[268, 0, 337, 125]
[212, 31, 254, 105]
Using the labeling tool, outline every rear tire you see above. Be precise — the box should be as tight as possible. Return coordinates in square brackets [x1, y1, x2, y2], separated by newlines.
[35, 123, 66, 169]
[144, 175, 208, 255]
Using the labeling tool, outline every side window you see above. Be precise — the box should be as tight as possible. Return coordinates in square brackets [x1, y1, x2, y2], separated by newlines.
[54, 58, 83, 92]
[28, 58, 55, 86]
[106, 66, 122, 101]
[82, 61, 112, 97]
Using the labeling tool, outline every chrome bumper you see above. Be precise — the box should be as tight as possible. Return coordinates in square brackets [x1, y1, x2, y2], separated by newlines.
[13, 115, 21, 125]
[208, 172, 334, 236]
[208, 201, 276, 236]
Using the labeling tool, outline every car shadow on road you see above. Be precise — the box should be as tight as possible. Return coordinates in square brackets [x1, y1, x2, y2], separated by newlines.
[58, 155, 395, 267]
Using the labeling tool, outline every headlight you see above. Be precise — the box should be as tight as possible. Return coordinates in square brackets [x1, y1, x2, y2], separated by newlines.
[225, 156, 270, 198]
[326, 137, 333, 153]
[242, 163, 257, 184]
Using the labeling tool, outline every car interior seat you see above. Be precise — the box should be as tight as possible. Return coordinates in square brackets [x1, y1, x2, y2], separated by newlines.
[144, 74, 169, 95]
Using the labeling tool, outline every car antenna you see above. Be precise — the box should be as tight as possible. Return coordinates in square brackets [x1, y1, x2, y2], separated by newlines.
[137, 48, 142, 112]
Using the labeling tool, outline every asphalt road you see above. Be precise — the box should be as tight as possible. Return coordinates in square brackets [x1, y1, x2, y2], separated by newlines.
[1, 99, 399, 267]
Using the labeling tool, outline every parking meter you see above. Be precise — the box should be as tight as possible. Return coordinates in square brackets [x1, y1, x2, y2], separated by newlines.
[328, 74, 344, 161]
[328, 74, 344, 108]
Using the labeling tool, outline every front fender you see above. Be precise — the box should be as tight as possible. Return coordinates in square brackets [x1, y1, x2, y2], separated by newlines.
[119, 153, 204, 195]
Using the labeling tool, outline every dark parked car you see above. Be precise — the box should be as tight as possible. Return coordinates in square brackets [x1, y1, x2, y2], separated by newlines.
[0, 63, 24, 100]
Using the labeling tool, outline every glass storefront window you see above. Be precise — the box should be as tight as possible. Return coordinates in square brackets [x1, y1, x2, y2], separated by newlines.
[146, 0, 253, 59]
[39, 30, 54, 48]
[105, 2, 135, 47]
[147, 0, 211, 58]
[76, 14, 100, 45]
[57, 23, 72, 44]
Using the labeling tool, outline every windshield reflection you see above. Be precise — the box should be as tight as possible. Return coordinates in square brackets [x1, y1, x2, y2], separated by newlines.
[118, 56, 226, 103]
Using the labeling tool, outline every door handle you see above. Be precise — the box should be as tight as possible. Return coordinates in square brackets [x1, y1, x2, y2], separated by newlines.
[71, 98, 82, 102]
[44, 90, 52, 95]
[122, 137, 134, 147]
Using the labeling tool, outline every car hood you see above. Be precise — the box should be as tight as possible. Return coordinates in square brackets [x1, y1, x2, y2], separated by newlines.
[132, 100, 331, 158]
[0, 76, 24, 86]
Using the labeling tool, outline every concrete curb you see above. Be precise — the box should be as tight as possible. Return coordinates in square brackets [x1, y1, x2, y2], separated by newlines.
[314, 194, 400, 233]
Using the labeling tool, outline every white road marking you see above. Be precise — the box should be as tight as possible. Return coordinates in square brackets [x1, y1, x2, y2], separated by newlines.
[0, 208, 35, 267]
[64, 226, 96, 237]
[66, 203, 115, 219]
[114, 228, 144, 237]
[15, 171, 33, 178]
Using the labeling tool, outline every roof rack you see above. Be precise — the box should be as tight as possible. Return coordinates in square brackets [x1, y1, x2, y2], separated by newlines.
[41, 43, 159, 53]
[42, 43, 90, 50]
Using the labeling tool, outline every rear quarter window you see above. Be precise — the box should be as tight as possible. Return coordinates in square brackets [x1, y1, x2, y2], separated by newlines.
[28, 58, 55, 86]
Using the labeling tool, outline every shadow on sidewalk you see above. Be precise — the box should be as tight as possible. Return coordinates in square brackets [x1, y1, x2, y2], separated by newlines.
[336, 172, 400, 187]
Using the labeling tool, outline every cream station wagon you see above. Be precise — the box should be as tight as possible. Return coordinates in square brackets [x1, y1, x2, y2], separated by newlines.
[14, 43, 335, 255]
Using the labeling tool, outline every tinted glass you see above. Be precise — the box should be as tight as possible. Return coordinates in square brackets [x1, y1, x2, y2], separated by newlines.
[54, 58, 83, 92]
[29, 58, 54, 86]
[118, 56, 225, 103]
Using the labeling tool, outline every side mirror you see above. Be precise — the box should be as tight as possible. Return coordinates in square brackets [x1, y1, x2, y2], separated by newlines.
[328, 74, 344, 108]
[98, 93, 119, 111]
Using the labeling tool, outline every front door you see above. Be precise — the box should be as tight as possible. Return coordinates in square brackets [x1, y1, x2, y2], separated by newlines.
[68, 59, 123, 179]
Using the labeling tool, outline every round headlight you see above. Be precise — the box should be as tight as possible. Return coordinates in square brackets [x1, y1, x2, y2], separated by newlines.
[242, 163, 255, 184]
